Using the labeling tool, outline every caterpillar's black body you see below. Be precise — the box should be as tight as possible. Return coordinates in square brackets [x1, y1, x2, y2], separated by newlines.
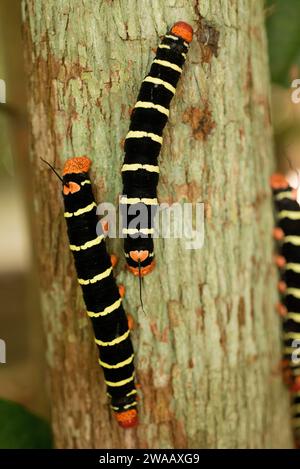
[272, 174, 300, 446]
[121, 21, 193, 276]
[62, 156, 137, 428]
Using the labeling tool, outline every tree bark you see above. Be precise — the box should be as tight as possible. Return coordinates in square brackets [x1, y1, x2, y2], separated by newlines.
[22, 0, 294, 448]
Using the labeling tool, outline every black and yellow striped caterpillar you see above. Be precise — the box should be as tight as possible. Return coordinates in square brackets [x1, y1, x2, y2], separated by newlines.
[62, 156, 138, 428]
[121, 21, 193, 277]
[271, 173, 300, 447]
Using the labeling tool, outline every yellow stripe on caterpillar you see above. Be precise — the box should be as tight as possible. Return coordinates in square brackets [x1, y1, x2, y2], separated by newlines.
[111, 401, 137, 411]
[64, 201, 96, 218]
[81, 180, 91, 186]
[78, 266, 112, 285]
[95, 329, 130, 347]
[105, 372, 135, 387]
[121, 163, 159, 173]
[125, 130, 163, 145]
[284, 236, 300, 246]
[153, 59, 182, 73]
[286, 288, 300, 299]
[278, 210, 300, 220]
[158, 44, 171, 50]
[134, 101, 169, 116]
[275, 191, 294, 201]
[87, 298, 122, 318]
[124, 252, 154, 258]
[99, 354, 134, 369]
[283, 346, 300, 355]
[126, 389, 137, 397]
[165, 34, 178, 41]
[286, 313, 300, 323]
[122, 228, 154, 235]
[286, 263, 300, 273]
[69, 235, 103, 251]
[143, 76, 176, 95]
[181, 52, 187, 59]
[120, 196, 158, 206]
[283, 331, 300, 340]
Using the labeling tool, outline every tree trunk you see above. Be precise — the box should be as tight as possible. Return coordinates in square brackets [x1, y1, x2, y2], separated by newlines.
[22, 0, 294, 448]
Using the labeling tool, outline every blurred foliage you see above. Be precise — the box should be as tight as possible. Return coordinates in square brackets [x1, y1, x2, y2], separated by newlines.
[0, 399, 52, 449]
[266, 0, 300, 87]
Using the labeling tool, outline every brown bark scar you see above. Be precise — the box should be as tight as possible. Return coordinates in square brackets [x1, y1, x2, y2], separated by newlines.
[182, 105, 215, 141]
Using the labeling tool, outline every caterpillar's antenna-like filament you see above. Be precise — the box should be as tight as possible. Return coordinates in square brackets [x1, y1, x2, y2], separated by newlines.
[40, 157, 67, 186]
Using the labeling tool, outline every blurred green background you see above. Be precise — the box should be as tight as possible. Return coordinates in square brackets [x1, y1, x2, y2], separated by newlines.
[0, 0, 299, 449]
[0, 0, 51, 449]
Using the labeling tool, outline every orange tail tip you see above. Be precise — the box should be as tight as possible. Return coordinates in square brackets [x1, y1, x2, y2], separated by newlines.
[170, 21, 193, 43]
[118, 284, 126, 298]
[115, 409, 138, 429]
[270, 173, 289, 190]
[63, 156, 91, 175]
[127, 260, 156, 277]
[129, 250, 149, 263]
[273, 227, 284, 240]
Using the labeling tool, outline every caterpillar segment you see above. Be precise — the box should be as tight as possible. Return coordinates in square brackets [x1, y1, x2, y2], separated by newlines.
[121, 22, 193, 277]
[271, 173, 300, 445]
[293, 391, 300, 448]
[62, 156, 138, 428]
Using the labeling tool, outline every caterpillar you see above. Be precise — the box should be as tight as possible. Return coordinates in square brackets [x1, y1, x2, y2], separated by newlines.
[61, 156, 138, 428]
[271, 173, 300, 447]
[121, 21, 193, 276]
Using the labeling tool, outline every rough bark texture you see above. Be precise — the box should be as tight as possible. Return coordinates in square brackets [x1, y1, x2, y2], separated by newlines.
[22, 0, 294, 448]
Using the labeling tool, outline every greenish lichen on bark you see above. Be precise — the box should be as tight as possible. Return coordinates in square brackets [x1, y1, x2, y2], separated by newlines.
[23, 0, 293, 448]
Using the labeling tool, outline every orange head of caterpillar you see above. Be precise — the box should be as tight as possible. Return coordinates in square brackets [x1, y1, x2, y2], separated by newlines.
[270, 173, 289, 190]
[114, 409, 138, 429]
[127, 250, 156, 277]
[62, 156, 91, 195]
[63, 156, 91, 176]
[170, 21, 193, 43]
